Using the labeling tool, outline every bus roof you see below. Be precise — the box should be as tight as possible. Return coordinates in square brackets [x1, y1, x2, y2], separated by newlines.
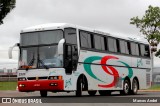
[21, 23, 149, 44]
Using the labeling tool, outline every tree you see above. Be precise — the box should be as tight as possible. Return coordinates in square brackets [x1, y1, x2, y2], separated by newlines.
[130, 5, 160, 57]
[0, 0, 16, 25]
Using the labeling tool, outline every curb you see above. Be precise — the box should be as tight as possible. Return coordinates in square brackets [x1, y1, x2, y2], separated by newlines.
[138, 90, 160, 92]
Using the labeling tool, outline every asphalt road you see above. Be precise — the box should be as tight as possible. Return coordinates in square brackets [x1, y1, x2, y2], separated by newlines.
[0, 91, 160, 103]
[0, 90, 160, 97]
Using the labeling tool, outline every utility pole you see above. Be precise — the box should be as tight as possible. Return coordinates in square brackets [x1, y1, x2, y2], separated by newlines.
[151, 52, 154, 86]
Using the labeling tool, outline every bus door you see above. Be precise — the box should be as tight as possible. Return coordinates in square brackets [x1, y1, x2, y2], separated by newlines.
[64, 28, 78, 74]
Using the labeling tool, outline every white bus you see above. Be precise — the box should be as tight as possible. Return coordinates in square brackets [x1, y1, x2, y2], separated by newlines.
[9, 23, 151, 97]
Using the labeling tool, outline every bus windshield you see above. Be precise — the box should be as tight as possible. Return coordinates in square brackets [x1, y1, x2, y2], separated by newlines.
[20, 30, 63, 46]
[19, 30, 64, 69]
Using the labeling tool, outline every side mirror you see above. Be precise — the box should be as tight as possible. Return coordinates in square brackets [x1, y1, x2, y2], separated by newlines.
[8, 43, 19, 59]
[58, 39, 65, 55]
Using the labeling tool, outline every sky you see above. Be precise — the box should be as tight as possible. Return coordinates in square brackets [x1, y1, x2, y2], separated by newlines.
[0, 0, 160, 66]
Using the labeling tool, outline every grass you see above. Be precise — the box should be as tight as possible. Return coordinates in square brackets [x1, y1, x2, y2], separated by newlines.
[148, 85, 160, 90]
[0, 82, 17, 90]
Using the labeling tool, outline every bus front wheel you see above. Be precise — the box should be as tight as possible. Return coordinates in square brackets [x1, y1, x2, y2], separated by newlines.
[76, 79, 83, 96]
[40, 91, 47, 97]
[88, 90, 97, 96]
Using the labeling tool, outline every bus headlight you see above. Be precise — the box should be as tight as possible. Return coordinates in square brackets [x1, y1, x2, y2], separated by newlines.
[18, 77, 26, 81]
[19, 84, 25, 87]
[48, 76, 63, 80]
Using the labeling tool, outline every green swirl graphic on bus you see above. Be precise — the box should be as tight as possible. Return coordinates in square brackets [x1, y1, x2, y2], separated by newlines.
[83, 55, 133, 88]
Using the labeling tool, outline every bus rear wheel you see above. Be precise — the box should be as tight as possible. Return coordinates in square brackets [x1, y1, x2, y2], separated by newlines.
[99, 90, 111, 96]
[131, 79, 138, 95]
[88, 90, 97, 96]
[120, 79, 130, 95]
[40, 91, 47, 97]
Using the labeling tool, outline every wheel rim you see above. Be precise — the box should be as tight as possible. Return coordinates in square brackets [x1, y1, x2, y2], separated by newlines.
[81, 82, 83, 91]
[133, 80, 138, 93]
[124, 82, 129, 94]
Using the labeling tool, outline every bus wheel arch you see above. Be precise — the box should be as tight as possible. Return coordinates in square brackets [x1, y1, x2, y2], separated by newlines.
[76, 74, 88, 96]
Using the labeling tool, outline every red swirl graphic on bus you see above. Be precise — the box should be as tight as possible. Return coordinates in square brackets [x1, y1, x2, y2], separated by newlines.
[83, 55, 133, 88]
[98, 56, 119, 88]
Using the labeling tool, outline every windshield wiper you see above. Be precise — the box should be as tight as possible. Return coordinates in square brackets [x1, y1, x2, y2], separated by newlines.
[26, 54, 35, 71]
[37, 53, 49, 69]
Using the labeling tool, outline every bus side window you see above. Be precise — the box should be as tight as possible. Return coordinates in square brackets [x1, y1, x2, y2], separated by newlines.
[80, 31, 92, 48]
[120, 40, 125, 54]
[131, 42, 139, 56]
[65, 28, 77, 44]
[140, 44, 145, 56]
[94, 34, 105, 50]
[140, 44, 150, 57]
[108, 37, 117, 52]
[144, 45, 150, 57]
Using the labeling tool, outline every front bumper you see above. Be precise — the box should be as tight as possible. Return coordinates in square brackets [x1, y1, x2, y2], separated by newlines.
[18, 80, 64, 92]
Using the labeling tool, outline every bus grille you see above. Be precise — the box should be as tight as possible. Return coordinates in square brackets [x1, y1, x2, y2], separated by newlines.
[27, 76, 48, 80]
[146, 73, 150, 86]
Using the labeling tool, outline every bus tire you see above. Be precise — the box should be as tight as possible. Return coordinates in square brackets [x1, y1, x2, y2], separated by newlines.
[40, 91, 47, 97]
[99, 90, 111, 96]
[76, 78, 83, 97]
[120, 79, 130, 95]
[131, 79, 138, 95]
[88, 90, 97, 96]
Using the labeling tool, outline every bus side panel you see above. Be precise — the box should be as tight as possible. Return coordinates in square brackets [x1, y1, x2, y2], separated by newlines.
[78, 50, 133, 90]
[131, 57, 151, 89]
